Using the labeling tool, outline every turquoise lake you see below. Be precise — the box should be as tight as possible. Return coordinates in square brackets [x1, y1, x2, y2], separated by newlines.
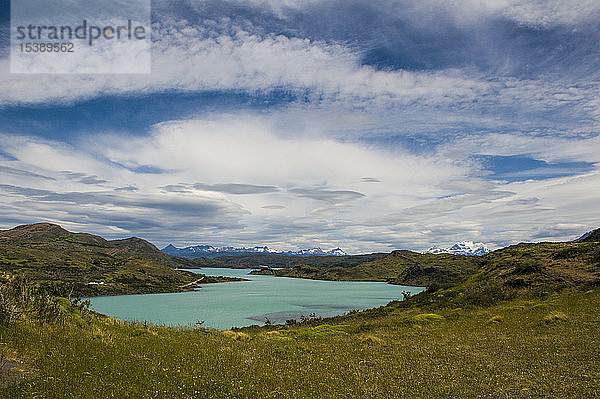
[89, 268, 425, 329]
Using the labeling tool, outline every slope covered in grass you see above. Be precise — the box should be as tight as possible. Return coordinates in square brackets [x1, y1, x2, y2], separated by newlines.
[0, 223, 238, 296]
[256, 250, 482, 286]
[1, 228, 599, 397]
[1, 288, 598, 398]
[180, 252, 389, 269]
[415, 241, 600, 308]
[574, 227, 600, 243]
[262, 240, 600, 296]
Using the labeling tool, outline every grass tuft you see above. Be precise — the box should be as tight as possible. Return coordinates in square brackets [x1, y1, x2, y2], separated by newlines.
[412, 313, 445, 322]
[544, 311, 568, 323]
[221, 330, 251, 341]
[359, 334, 384, 344]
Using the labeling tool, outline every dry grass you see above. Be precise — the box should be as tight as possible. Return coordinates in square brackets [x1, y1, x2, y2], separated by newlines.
[543, 311, 568, 323]
[0, 289, 597, 398]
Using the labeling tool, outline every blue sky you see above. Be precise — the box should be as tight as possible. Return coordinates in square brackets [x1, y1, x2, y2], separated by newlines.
[1, 0, 599, 252]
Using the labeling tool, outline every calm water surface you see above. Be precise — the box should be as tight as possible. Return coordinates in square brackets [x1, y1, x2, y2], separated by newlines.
[89, 268, 425, 329]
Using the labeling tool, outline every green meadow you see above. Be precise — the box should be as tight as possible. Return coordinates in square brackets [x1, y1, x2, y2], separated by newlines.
[1, 283, 599, 398]
[1, 224, 599, 398]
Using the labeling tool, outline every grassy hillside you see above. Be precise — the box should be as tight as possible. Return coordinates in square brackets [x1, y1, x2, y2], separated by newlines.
[419, 241, 600, 308]
[254, 250, 481, 286]
[0, 227, 599, 397]
[260, 240, 600, 299]
[576, 227, 600, 243]
[0, 223, 239, 296]
[180, 252, 389, 269]
[0, 280, 598, 398]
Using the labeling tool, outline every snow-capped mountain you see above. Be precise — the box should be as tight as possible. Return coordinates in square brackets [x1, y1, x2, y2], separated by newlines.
[292, 247, 347, 256]
[162, 244, 347, 258]
[426, 241, 491, 256]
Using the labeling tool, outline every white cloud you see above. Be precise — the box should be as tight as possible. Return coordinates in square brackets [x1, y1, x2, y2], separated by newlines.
[2, 13, 598, 146]
[409, 0, 600, 27]
[2, 2, 599, 251]
[0, 114, 467, 250]
[1, 19, 492, 105]
[499, 0, 600, 27]
[1, 111, 599, 252]
[100, 115, 463, 190]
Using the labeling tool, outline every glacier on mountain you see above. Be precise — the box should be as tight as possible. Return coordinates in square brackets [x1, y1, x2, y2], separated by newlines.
[426, 241, 491, 256]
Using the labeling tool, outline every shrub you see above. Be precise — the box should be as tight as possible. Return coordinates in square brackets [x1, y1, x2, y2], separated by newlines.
[221, 330, 251, 341]
[460, 282, 513, 306]
[0, 275, 60, 324]
[512, 260, 541, 275]
[544, 311, 568, 324]
[295, 324, 351, 339]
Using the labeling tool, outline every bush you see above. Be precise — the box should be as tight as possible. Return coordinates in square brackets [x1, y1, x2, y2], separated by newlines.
[295, 324, 351, 339]
[221, 330, 251, 341]
[0, 275, 60, 324]
[460, 282, 513, 306]
[544, 311, 568, 324]
[511, 260, 541, 275]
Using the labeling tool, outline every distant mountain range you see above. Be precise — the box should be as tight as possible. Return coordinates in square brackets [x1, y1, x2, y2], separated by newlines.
[426, 241, 491, 256]
[162, 244, 348, 259]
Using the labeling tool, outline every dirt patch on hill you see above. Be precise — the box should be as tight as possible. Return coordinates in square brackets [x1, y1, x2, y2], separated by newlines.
[1, 355, 33, 389]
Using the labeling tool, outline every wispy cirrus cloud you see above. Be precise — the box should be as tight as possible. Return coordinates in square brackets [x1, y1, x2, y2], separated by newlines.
[0, 165, 55, 180]
[0, 27, 493, 107]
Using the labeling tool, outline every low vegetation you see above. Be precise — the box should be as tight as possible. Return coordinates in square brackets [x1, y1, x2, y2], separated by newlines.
[0, 224, 598, 397]
[253, 250, 481, 286]
[0, 279, 598, 398]
[184, 252, 388, 269]
[0, 223, 242, 297]
[257, 240, 600, 298]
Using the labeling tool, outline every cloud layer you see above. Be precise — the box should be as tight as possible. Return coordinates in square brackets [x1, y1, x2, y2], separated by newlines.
[1, 0, 599, 252]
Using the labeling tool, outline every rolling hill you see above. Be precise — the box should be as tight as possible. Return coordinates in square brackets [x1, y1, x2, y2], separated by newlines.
[186, 252, 389, 269]
[2, 224, 599, 397]
[256, 233, 600, 304]
[0, 223, 238, 296]
[253, 250, 482, 286]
